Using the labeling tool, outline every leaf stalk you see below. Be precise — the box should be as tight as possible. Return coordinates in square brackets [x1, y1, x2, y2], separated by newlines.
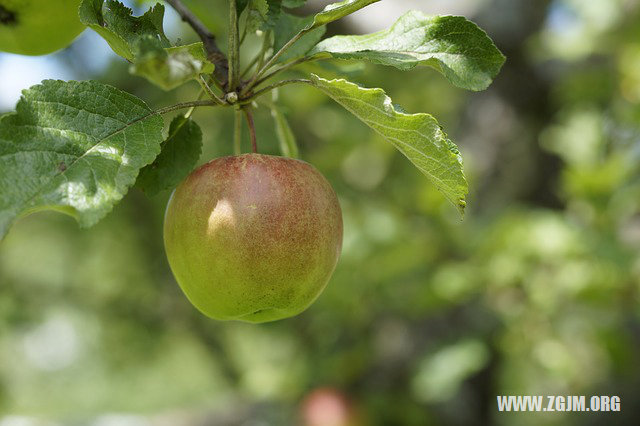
[242, 30, 307, 95]
[242, 79, 312, 103]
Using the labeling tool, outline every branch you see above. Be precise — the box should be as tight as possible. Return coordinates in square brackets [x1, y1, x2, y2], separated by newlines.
[166, 0, 229, 88]
[228, 0, 240, 90]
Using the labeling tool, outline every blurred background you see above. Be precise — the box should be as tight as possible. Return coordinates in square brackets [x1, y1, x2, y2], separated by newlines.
[1, 0, 640, 425]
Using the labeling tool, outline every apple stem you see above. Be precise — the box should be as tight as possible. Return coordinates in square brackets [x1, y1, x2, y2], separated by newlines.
[243, 107, 258, 153]
[234, 109, 243, 155]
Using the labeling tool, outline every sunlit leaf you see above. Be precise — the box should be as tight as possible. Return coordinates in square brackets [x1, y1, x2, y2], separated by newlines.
[308, 0, 380, 29]
[273, 13, 325, 62]
[131, 42, 215, 90]
[283, 0, 307, 8]
[308, 74, 467, 214]
[0, 80, 164, 238]
[79, 0, 170, 61]
[311, 12, 505, 91]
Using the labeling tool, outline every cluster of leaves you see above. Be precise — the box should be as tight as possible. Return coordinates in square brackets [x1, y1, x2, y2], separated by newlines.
[0, 0, 505, 239]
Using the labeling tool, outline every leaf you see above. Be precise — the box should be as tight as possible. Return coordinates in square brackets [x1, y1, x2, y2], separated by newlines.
[273, 13, 326, 62]
[309, 0, 380, 29]
[237, 0, 251, 14]
[310, 12, 505, 91]
[270, 106, 299, 158]
[263, 0, 283, 30]
[242, 0, 282, 32]
[283, 0, 307, 7]
[79, 0, 170, 61]
[130, 42, 215, 90]
[0, 80, 164, 238]
[244, 0, 269, 34]
[308, 75, 467, 214]
[80, 0, 210, 90]
[137, 115, 202, 195]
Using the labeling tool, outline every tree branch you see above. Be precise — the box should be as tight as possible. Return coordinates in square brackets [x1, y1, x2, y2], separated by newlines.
[166, 0, 229, 88]
[228, 0, 240, 90]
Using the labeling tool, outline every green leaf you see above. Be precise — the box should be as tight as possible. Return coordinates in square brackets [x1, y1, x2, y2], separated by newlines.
[244, 0, 269, 33]
[270, 105, 299, 158]
[309, 0, 380, 29]
[237, 0, 251, 14]
[264, 0, 283, 30]
[273, 13, 326, 62]
[137, 115, 202, 195]
[283, 0, 307, 7]
[0, 80, 164, 238]
[308, 74, 467, 214]
[241, 0, 283, 32]
[79, 0, 170, 61]
[130, 42, 215, 90]
[310, 12, 505, 91]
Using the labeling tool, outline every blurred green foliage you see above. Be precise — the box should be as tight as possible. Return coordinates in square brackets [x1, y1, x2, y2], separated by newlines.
[1, 0, 640, 425]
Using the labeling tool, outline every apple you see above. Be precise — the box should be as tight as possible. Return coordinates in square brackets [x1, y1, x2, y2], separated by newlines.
[0, 0, 84, 56]
[301, 387, 361, 426]
[163, 153, 343, 323]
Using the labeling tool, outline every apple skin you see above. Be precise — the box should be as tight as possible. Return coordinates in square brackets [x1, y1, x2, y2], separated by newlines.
[163, 153, 343, 323]
[301, 387, 362, 426]
[0, 0, 84, 56]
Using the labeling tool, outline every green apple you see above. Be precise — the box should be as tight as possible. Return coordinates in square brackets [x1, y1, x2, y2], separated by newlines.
[0, 0, 84, 55]
[163, 153, 343, 323]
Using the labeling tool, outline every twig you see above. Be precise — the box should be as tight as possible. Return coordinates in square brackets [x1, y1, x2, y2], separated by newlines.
[243, 107, 258, 153]
[242, 79, 311, 103]
[165, 0, 229, 87]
